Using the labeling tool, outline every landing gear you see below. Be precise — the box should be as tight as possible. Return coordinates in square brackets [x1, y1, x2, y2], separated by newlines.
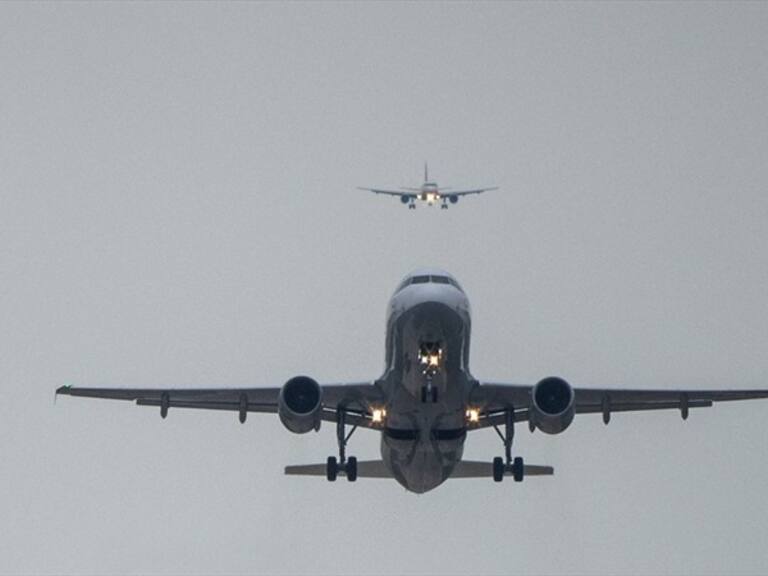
[347, 456, 358, 482]
[418, 341, 443, 377]
[327, 456, 338, 481]
[493, 457, 504, 482]
[326, 410, 359, 482]
[492, 408, 525, 483]
[512, 456, 524, 482]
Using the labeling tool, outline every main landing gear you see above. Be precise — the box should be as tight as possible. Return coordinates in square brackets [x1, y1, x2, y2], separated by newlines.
[326, 410, 358, 482]
[492, 409, 525, 483]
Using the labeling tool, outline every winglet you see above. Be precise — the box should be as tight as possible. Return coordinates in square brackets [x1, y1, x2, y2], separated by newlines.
[55, 384, 72, 405]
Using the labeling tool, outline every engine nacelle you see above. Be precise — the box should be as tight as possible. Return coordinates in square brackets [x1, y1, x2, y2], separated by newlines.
[530, 377, 575, 434]
[278, 376, 322, 434]
[449, 195, 459, 204]
[401, 195, 410, 204]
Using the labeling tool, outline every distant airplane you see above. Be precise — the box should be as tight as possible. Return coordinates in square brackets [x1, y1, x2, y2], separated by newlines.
[57, 268, 768, 493]
[359, 164, 497, 209]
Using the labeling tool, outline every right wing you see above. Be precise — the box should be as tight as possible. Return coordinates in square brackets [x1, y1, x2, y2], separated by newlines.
[56, 382, 385, 428]
[357, 186, 416, 199]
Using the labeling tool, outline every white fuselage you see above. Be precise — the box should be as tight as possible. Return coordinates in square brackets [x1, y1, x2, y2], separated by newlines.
[377, 269, 474, 493]
[419, 182, 441, 205]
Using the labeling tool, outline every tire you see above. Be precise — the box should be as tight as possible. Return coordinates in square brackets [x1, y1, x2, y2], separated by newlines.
[512, 456, 524, 482]
[326, 456, 338, 482]
[493, 457, 504, 482]
[346, 456, 358, 482]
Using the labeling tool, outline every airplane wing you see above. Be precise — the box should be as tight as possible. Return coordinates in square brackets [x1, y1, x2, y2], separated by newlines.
[467, 382, 768, 428]
[357, 186, 415, 198]
[56, 382, 385, 428]
[445, 186, 498, 197]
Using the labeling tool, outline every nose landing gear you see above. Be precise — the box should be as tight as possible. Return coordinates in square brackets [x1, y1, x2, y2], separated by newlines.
[418, 341, 443, 376]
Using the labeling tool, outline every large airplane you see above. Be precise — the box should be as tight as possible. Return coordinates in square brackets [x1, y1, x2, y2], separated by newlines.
[57, 268, 768, 494]
[359, 164, 497, 209]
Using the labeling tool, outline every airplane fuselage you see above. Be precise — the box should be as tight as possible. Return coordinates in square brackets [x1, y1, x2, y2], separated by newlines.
[377, 269, 473, 493]
[419, 182, 441, 205]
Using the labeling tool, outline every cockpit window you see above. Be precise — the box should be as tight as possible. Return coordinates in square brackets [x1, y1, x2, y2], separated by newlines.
[396, 274, 463, 293]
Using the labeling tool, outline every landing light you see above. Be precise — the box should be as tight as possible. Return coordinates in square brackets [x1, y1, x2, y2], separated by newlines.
[465, 408, 480, 423]
[372, 408, 387, 423]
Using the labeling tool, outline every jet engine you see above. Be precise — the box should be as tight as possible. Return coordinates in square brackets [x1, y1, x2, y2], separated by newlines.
[278, 376, 322, 434]
[401, 195, 410, 204]
[530, 377, 575, 434]
[449, 195, 459, 204]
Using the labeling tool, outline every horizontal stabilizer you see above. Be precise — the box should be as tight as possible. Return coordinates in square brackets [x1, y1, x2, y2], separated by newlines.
[452, 460, 554, 478]
[285, 460, 391, 478]
[285, 460, 553, 479]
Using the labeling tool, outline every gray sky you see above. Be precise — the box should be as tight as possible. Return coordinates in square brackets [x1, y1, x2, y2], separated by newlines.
[2, 2, 768, 574]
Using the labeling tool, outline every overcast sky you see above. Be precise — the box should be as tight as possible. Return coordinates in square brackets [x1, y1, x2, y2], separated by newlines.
[2, 2, 768, 574]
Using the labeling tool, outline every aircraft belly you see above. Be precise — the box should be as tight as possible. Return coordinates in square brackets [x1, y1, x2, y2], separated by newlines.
[379, 292, 473, 493]
[382, 435, 465, 494]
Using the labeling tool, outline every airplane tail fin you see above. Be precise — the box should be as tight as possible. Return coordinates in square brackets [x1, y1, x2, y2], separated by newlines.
[424, 162, 428, 183]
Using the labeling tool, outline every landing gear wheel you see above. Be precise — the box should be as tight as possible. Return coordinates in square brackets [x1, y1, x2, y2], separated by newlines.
[346, 456, 358, 482]
[493, 457, 504, 482]
[326, 456, 338, 482]
[512, 456, 524, 482]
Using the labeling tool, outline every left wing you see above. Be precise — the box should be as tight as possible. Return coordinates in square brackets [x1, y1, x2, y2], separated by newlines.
[56, 382, 385, 427]
[468, 382, 768, 428]
[445, 186, 498, 197]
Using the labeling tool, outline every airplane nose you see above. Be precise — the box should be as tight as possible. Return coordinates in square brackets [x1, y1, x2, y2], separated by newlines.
[402, 284, 467, 310]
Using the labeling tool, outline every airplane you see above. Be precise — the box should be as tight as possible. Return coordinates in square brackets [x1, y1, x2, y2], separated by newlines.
[57, 268, 768, 494]
[358, 164, 497, 209]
